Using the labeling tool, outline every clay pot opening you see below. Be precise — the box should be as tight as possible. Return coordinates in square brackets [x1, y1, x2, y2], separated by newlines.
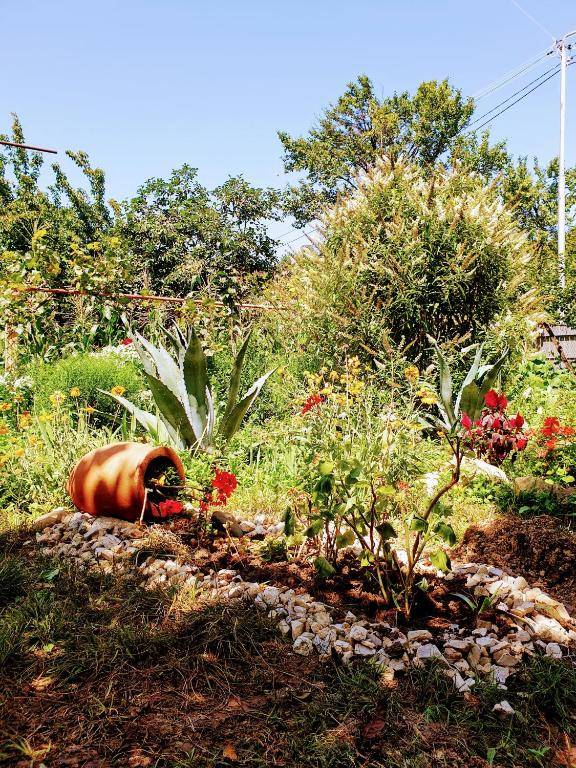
[144, 456, 186, 507]
[68, 442, 186, 522]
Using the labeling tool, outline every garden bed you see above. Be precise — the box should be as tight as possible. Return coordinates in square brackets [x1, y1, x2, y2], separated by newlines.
[3, 513, 576, 768]
[456, 514, 576, 612]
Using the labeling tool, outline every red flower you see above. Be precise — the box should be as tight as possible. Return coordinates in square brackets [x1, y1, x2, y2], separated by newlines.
[541, 417, 560, 437]
[484, 390, 507, 409]
[301, 393, 324, 415]
[512, 413, 524, 429]
[200, 469, 238, 514]
[484, 389, 499, 408]
[157, 499, 183, 517]
[461, 413, 472, 430]
[120, 338, 133, 346]
[212, 469, 238, 498]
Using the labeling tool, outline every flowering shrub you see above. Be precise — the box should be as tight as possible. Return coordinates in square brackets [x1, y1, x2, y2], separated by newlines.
[537, 416, 575, 455]
[200, 469, 238, 514]
[461, 389, 528, 466]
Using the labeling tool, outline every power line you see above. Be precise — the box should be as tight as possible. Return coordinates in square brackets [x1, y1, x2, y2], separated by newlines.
[509, 0, 556, 42]
[474, 48, 553, 101]
[469, 62, 561, 128]
[470, 64, 567, 134]
[0, 139, 57, 154]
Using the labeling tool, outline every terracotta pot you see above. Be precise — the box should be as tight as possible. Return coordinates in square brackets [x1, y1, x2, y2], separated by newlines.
[67, 441, 185, 521]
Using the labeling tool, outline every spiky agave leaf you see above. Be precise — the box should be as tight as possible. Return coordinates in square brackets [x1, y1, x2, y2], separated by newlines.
[101, 390, 185, 450]
[222, 330, 253, 427]
[219, 369, 275, 442]
[182, 327, 211, 445]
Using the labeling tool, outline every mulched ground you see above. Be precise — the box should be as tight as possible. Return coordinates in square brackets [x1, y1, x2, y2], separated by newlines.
[454, 514, 576, 614]
[3, 513, 576, 767]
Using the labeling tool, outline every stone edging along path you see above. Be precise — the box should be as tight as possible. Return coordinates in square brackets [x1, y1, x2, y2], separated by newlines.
[30, 509, 576, 704]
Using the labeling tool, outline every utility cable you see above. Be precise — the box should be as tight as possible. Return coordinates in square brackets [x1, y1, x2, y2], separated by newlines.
[474, 48, 553, 101]
[469, 62, 561, 128]
[469, 64, 567, 134]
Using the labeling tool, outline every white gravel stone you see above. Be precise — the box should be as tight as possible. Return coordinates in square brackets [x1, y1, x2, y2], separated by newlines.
[493, 700, 515, 718]
[293, 636, 313, 656]
[349, 624, 368, 642]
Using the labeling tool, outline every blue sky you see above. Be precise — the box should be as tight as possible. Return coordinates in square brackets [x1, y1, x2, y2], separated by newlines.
[1, 0, 575, 240]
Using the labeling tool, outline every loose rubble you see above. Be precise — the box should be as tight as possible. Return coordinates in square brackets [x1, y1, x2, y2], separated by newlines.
[32, 509, 576, 693]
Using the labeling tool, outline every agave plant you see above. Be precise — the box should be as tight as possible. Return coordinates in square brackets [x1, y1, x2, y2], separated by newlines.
[428, 337, 509, 433]
[105, 325, 274, 452]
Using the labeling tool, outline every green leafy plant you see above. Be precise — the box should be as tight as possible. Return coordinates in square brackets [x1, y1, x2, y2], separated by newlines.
[297, 342, 509, 616]
[106, 324, 274, 452]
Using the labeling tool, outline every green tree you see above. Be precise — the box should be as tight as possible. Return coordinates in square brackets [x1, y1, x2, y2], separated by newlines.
[121, 165, 281, 297]
[279, 76, 480, 225]
[0, 115, 128, 363]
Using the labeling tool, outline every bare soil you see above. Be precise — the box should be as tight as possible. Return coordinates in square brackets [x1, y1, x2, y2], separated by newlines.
[454, 514, 576, 614]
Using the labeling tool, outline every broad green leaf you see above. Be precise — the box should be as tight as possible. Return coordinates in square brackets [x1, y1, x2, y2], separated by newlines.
[376, 521, 397, 540]
[458, 380, 482, 424]
[314, 556, 336, 578]
[409, 516, 428, 533]
[428, 336, 455, 427]
[455, 344, 483, 415]
[430, 549, 451, 572]
[336, 529, 356, 548]
[219, 369, 275, 441]
[478, 348, 509, 403]
[305, 518, 324, 538]
[433, 521, 457, 546]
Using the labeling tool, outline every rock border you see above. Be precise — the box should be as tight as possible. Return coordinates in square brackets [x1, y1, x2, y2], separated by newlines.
[32, 510, 576, 696]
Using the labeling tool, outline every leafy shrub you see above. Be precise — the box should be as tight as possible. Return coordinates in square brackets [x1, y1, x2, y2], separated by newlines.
[0, 409, 119, 527]
[265, 157, 537, 369]
[29, 351, 144, 423]
[291, 342, 508, 615]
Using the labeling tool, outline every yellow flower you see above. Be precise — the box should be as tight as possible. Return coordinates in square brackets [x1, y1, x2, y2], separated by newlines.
[38, 412, 53, 423]
[83, 406, 96, 414]
[328, 371, 339, 382]
[13, 447, 24, 458]
[18, 412, 32, 429]
[28, 434, 39, 447]
[348, 380, 365, 396]
[0, 453, 7, 466]
[49, 391, 66, 407]
[110, 386, 126, 397]
[0, 423, 8, 436]
[404, 365, 420, 385]
[69, 387, 81, 397]
[418, 390, 437, 405]
[0, 403, 12, 412]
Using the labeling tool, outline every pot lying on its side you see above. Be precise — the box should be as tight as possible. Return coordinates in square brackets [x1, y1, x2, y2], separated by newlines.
[67, 441, 185, 522]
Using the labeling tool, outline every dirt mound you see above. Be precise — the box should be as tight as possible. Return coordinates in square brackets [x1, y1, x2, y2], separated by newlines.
[455, 514, 576, 613]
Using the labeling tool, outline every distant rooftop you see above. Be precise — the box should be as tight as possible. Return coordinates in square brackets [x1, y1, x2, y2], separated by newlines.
[539, 324, 576, 363]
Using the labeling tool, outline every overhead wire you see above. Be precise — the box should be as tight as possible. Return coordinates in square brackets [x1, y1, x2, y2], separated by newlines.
[468, 62, 561, 128]
[473, 48, 553, 101]
[468, 63, 569, 134]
